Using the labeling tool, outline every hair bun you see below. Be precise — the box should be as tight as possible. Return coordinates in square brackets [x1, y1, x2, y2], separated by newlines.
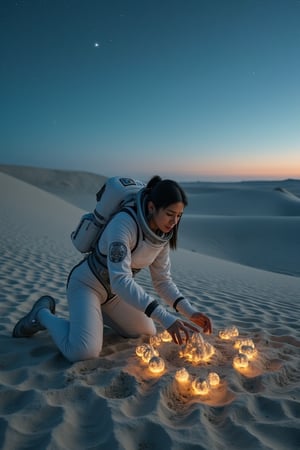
[146, 175, 162, 190]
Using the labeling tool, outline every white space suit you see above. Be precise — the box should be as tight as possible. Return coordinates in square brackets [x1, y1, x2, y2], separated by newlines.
[39, 189, 196, 362]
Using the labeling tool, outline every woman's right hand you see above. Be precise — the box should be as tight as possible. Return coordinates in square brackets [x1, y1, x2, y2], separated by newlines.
[190, 312, 212, 334]
[167, 319, 200, 345]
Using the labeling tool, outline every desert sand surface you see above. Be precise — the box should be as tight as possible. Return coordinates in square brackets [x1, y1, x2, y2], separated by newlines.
[0, 165, 299, 450]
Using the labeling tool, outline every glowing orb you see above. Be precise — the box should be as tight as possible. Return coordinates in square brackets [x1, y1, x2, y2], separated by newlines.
[149, 335, 162, 347]
[234, 338, 255, 350]
[192, 378, 210, 396]
[136, 344, 151, 358]
[148, 356, 165, 374]
[142, 346, 159, 363]
[175, 367, 190, 383]
[219, 326, 239, 340]
[207, 372, 220, 387]
[240, 345, 257, 359]
[218, 330, 231, 340]
[159, 330, 173, 342]
[233, 353, 249, 369]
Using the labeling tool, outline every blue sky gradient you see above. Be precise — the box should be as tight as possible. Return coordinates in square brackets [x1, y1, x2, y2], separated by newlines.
[1, 0, 300, 180]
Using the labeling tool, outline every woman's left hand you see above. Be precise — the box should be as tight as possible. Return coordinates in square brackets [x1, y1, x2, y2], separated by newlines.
[190, 312, 212, 334]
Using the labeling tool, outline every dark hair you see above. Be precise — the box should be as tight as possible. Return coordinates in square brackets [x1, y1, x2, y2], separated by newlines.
[146, 175, 188, 249]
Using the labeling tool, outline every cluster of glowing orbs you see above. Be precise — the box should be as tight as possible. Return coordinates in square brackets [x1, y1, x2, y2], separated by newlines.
[234, 339, 257, 359]
[175, 368, 220, 397]
[191, 371, 221, 396]
[135, 342, 165, 375]
[148, 356, 165, 374]
[175, 367, 190, 384]
[219, 326, 239, 340]
[180, 333, 215, 363]
[233, 337, 257, 370]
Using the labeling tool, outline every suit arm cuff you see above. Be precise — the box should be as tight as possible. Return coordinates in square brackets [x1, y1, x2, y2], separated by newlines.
[174, 298, 197, 318]
[149, 304, 177, 329]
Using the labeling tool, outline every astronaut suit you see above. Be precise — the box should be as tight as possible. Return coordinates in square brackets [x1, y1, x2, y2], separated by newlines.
[39, 189, 196, 362]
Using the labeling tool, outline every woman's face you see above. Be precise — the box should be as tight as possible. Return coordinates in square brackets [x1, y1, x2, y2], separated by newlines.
[148, 201, 185, 234]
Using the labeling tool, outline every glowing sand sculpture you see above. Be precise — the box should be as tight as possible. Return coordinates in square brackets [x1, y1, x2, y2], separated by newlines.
[148, 356, 165, 374]
[180, 332, 215, 363]
[219, 325, 239, 340]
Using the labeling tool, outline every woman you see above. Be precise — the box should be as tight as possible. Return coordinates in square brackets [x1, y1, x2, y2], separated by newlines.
[13, 175, 212, 362]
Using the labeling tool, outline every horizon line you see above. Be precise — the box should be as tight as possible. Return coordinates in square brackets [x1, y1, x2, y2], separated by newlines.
[0, 162, 300, 184]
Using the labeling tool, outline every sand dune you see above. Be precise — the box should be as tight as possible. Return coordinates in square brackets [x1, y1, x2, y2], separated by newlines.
[2, 164, 300, 276]
[181, 180, 300, 276]
[0, 164, 107, 211]
[0, 166, 300, 450]
[180, 214, 300, 276]
[184, 184, 300, 216]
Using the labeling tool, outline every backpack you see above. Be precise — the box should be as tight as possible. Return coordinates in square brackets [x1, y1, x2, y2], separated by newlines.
[71, 176, 145, 253]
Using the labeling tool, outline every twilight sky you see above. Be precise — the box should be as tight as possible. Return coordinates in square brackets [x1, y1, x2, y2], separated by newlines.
[1, 0, 300, 181]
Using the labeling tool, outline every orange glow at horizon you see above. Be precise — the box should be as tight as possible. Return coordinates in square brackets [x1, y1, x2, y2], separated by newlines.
[208, 162, 300, 180]
[153, 154, 300, 180]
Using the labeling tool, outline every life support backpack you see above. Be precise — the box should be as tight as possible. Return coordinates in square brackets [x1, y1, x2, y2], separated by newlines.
[71, 176, 145, 253]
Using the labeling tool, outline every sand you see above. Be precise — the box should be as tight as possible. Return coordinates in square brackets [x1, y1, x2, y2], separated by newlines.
[0, 165, 299, 450]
